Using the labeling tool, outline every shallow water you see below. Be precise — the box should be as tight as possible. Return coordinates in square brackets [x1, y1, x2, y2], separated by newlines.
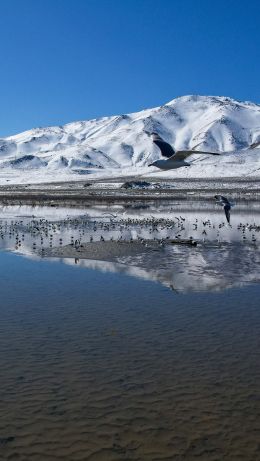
[0, 203, 260, 460]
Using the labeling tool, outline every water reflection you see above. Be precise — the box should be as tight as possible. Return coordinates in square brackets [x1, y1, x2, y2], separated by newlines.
[0, 202, 259, 292]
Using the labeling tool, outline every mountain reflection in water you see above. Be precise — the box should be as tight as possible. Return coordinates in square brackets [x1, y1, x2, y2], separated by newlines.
[0, 201, 259, 293]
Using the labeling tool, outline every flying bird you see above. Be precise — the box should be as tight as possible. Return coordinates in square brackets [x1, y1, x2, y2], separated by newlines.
[146, 132, 220, 170]
[215, 195, 233, 224]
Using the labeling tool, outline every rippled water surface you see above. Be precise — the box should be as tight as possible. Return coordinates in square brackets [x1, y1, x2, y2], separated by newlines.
[0, 202, 260, 460]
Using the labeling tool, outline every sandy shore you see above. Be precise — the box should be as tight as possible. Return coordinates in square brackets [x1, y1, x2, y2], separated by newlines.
[0, 177, 260, 207]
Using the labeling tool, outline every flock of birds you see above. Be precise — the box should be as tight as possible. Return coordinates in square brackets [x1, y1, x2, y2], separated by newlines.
[0, 206, 259, 256]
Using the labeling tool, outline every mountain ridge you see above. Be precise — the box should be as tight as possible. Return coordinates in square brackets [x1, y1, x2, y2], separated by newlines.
[1, 95, 260, 183]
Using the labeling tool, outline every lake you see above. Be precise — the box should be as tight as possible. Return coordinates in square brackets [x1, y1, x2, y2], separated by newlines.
[0, 202, 259, 460]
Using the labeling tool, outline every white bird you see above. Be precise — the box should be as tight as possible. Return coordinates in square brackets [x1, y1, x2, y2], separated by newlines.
[147, 132, 220, 170]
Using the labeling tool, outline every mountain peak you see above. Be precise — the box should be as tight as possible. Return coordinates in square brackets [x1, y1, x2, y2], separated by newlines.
[165, 94, 260, 110]
[1, 95, 260, 183]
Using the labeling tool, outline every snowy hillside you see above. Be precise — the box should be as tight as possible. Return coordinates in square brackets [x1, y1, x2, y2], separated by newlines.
[1, 95, 260, 184]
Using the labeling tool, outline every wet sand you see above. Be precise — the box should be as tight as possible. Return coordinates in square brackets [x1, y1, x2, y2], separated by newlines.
[42, 239, 196, 262]
[44, 240, 153, 260]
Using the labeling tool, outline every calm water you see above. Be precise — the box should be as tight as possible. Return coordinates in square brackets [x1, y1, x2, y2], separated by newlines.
[0, 203, 260, 460]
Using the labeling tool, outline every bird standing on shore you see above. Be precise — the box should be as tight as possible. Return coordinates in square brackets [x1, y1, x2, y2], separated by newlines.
[146, 132, 220, 170]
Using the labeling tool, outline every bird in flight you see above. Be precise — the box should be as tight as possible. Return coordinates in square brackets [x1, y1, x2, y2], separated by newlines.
[146, 132, 220, 170]
[215, 195, 233, 224]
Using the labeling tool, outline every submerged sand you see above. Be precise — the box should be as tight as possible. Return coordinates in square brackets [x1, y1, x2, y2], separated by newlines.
[0, 256, 259, 461]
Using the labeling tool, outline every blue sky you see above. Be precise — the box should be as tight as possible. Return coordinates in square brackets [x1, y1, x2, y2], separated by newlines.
[0, 0, 259, 136]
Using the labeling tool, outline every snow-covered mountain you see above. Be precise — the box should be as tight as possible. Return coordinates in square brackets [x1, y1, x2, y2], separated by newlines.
[1, 95, 260, 183]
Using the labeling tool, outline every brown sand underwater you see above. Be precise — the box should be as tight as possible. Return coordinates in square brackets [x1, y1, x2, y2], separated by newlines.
[0, 250, 260, 461]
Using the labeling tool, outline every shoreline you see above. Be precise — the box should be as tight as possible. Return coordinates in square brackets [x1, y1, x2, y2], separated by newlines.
[0, 177, 260, 206]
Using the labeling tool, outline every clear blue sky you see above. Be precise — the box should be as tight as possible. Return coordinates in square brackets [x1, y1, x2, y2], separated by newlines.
[0, 0, 259, 136]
